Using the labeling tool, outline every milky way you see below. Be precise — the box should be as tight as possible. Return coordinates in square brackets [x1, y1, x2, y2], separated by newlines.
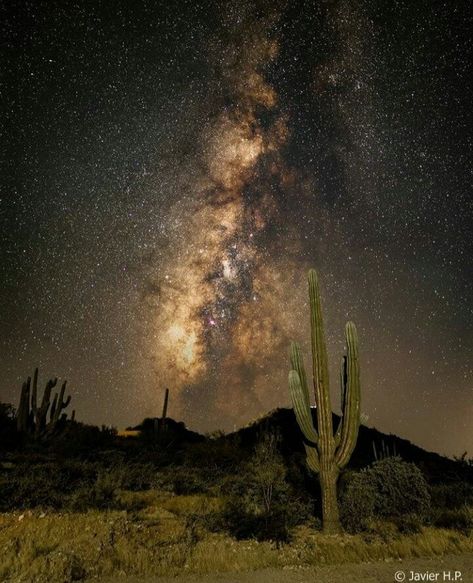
[145, 10, 306, 427]
[2, 0, 472, 455]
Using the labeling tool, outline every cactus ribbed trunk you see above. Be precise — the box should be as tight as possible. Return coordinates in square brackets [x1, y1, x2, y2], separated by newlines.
[288, 269, 361, 534]
[320, 466, 341, 534]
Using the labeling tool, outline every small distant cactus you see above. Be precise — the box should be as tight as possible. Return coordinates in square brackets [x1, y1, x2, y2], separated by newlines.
[162, 387, 169, 419]
[161, 386, 170, 431]
[154, 387, 170, 435]
[372, 438, 398, 461]
[288, 269, 361, 534]
[16, 368, 73, 436]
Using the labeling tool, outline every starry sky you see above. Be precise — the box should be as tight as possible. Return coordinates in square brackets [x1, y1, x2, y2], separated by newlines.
[2, 0, 472, 456]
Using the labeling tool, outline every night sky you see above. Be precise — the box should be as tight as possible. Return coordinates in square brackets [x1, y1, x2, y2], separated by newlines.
[2, 0, 472, 456]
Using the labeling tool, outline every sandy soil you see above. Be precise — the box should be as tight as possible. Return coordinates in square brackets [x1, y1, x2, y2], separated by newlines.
[94, 553, 473, 583]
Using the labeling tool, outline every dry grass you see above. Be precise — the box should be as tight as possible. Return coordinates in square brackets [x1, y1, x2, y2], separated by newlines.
[0, 493, 472, 582]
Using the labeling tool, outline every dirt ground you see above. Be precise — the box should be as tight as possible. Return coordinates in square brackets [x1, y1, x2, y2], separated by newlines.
[94, 553, 473, 583]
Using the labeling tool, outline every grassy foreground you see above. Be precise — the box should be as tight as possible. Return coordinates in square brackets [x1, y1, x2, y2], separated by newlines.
[1, 491, 472, 583]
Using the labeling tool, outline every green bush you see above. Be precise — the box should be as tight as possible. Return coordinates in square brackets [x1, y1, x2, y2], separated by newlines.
[64, 464, 158, 510]
[394, 513, 424, 534]
[433, 506, 473, 535]
[430, 482, 473, 510]
[46, 423, 117, 456]
[339, 471, 376, 533]
[366, 457, 430, 518]
[120, 463, 157, 491]
[0, 460, 159, 511]
[0, 461, 97, 510]
[166, 466, 211, 495]
[215, 432, 313, 542]
[67, 468, 123, 510]
[340, 457, 430, 532]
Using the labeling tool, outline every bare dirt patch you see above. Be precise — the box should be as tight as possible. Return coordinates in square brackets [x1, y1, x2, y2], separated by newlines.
[93, 553, 473, 583]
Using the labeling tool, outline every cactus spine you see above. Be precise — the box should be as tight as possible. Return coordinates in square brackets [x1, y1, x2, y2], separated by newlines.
[288, 269, 361, 534]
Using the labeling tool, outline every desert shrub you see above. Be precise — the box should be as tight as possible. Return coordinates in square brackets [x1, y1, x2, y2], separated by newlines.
[430, 481, 473, 510]
[66, 463, 158, 510]
[0, 459, 157, 511]
[362, 519, 400, 543]
[0, 402, 18, 451]
[0, 460, 97, 510]
[67, 468, 123, 510]
[183, 438, 244, 472]
[340, 457, 430, 532]
[119, 463, 157, 491]
[432, 506, 473, 535]
[340, 471, 376, 533]
[365, 457, 430, 518]
[166, 466, 211, 495]
[214, 432, 313, 542]
[44, 423, 117, 457]
[220, 493, 312, 542]
[151, 471, 175, 493]
[393, 513, 424, 534]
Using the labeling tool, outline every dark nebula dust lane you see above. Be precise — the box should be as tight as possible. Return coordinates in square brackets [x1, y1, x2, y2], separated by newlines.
[2, 0, 472, 456]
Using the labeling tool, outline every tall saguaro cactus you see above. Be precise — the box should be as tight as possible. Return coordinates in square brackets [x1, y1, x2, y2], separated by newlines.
[288, 269, 361, 534]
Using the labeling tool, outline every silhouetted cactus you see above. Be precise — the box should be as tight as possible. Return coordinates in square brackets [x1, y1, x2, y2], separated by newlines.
[372, 438, 397, 461]
[288, 269, 361, 534]
[162, 387, 169, 419]
[155, 387, 170, 434]
[16, 368, 73, 436]
[16, 378, 31, 433]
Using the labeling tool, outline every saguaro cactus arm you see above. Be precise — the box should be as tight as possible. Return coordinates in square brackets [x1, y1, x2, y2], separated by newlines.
[290, 344, 312, 412]
[289, 370, 319, 447]
[289, 343, 318, 440]
[50, 381, 71, 427]
[50, 393, 58, 421]
[16, 369, 71, 436]
[17, 379, 30, 432]
[31, 368, 39, 417]
[334, 356, 347, 447]
[39, 379, 55, 417]
[304, 443, 320, 473]
[308, 269, 335, 447]
[335, 322, 361, 468]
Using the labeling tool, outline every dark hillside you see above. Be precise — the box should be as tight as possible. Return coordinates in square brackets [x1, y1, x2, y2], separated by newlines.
[222, 408, 473, 484]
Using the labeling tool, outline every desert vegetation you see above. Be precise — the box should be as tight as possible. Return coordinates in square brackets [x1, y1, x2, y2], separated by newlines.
[0, 271, 472, 581]
[1, 398, 473, 581]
